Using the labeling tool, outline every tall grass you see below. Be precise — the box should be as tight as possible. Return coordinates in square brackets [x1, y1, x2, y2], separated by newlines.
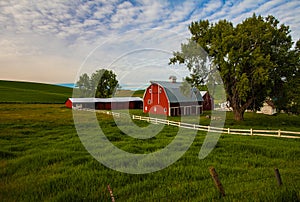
[0, 104, 299, 201]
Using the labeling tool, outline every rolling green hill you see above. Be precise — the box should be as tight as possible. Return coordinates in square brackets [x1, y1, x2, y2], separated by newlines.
[0, 80, 72, 103]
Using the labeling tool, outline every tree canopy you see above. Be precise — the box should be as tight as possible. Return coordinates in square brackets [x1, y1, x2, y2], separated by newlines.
[76, 69, 119, 98]
[170, 14, 300, 120]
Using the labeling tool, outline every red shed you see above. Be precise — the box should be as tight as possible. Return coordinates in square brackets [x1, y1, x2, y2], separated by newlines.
[65, 97, 143, 110]
[143, 80, 203, 116]
[200, 91, 214, 110]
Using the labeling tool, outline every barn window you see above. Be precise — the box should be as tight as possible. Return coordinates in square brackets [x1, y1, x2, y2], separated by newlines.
[164, 108, 167, 112]
[145, 106, 148, 110]
[149, 89, 152, 93]
[159, 88, 162, 93]
[148, 99, 151, 104]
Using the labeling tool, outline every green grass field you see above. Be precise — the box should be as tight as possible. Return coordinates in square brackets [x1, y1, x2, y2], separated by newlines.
[0, 104, 299, 201]
[0, 80, 72, 103]
[114, 89, 145, 98]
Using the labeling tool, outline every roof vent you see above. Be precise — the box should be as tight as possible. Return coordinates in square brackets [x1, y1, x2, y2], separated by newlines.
[169, 75, 177, 83]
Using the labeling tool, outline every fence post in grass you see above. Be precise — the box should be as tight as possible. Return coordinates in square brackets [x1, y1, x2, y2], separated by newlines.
[227, 128, 230, 134]
[278, 129, 281, 137]
[250, 128, 253, 136]
[107, 184, 115, 202]
[274, 168, 283, 186]
[209, 167, 225, 197]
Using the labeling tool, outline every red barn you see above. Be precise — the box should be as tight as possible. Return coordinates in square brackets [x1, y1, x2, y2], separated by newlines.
[143, 80, 203, 116]
[65, 97, 143, 110]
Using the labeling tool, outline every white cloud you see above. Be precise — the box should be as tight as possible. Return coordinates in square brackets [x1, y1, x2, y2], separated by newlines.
[93, 4, 115, 19]
[202, 0, 223, 15]
[0, 0, 299, 84]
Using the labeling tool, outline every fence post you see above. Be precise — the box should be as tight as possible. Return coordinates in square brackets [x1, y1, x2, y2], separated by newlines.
[107, 184, 115, 202]
[227, 128, 230, 134]
[250, 128, 253, 136]
[274, 168, 283, 186]
[278, 129, 281, 137]
[209, 167, 225, 197]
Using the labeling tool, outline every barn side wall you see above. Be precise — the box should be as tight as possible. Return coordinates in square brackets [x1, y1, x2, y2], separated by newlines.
[65, 99, 73, 108]
[97, 101, 143, 110]
[202, 93, 214, 111]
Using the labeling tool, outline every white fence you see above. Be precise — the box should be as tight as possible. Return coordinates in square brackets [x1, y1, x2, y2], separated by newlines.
[132, 115, 300, 139]
[76, 109, 300, 139]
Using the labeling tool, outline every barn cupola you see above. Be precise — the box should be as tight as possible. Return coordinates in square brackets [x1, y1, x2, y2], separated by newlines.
[169, 75, 177, 83]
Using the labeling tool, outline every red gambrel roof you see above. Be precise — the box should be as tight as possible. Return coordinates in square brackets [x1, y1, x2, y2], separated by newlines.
[150, 81, 203, 103]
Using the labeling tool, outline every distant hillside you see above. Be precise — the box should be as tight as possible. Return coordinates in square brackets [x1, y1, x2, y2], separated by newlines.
[0, 80, 73, 103]
[114, 89, 145, 98]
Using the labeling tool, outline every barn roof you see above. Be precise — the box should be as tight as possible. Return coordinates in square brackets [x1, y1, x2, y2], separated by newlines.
[68, 97, 143, 103]
[150, 81, 203, 103]
[200, 91, 207, 97]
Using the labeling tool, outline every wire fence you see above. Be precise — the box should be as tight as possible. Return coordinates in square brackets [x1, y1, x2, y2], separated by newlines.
[105, 168, 300, 201]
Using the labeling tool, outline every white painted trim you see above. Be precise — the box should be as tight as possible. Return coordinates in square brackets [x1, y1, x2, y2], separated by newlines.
[142, 87, 148, 113]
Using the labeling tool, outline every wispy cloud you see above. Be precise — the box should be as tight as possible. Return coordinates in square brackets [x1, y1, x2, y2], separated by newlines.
[0, 0, 299, 85]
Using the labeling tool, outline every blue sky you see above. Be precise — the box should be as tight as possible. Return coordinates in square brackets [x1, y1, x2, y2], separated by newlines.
[0, 0, 299, 88]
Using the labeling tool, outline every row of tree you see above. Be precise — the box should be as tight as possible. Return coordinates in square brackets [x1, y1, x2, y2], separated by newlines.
[170, 14, 300, 120]
[76, 69, 119, 98]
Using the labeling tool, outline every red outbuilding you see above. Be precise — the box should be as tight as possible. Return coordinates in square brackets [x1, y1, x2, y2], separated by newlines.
[200, 91, 214, 111]
[65, 97, 143, 110]
[143, 79, 203, 116]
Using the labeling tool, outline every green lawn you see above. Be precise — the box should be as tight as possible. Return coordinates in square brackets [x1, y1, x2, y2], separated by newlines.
[0, 104, 299, 201]
[0, 80, 72, 103]
[114, 89, 145, 98]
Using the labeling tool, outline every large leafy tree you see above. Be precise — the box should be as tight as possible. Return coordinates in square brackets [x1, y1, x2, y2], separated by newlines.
[170, 14, 298, 121]
[283, 40, 300, 114]
[76, 69, 119, 98]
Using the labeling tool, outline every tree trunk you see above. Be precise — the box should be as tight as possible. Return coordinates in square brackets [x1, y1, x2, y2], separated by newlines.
[233, 109, 244, 121]
[230, 97, 253, 121]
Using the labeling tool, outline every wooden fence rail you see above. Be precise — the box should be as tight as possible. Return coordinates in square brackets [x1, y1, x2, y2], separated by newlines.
[132, 115, 300, 139]
[84, 110, 300, 139]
